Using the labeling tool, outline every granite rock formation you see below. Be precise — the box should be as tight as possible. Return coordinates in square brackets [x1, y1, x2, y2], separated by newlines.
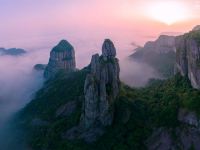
[44, 40, 76, 79]
[64, 39, 120, 142]
[175, 29, 200, 89]
[80, 39, 120, 129]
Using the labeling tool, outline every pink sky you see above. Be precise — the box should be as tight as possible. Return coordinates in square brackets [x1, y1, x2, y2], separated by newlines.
[0, 0, 199, 67]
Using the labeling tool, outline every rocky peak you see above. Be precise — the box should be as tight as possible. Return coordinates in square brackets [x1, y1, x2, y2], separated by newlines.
[81, 39, 120, 129]
[102, 39, 116, 58]
[44, 40, 76, 79]
[52, 40, 74, 52]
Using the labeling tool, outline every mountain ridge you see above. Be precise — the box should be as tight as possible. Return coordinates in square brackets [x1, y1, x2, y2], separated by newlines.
[130, 35, 176, 78]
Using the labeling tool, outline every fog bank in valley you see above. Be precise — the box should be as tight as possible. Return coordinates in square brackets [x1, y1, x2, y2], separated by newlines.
[120, 59, 160, 87]
[0, 48, 49, 150]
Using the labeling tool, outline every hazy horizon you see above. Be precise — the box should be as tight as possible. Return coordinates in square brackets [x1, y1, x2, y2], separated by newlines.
[0, 0, 200, 68]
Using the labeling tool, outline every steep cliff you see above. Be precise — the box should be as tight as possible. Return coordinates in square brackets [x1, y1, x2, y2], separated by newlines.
[80, 39, 120, 129]
[175, 29, 200, 89]
[44, 40, 76, 79]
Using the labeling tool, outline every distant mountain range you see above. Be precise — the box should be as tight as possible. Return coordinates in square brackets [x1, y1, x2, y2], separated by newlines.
[0, 48, 26, 56]
[130, 35, 176, 78]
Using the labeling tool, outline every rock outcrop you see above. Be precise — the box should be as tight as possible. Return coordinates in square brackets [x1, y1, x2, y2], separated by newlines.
[175, 29, 200, 89]
[80, 39, 120, 129]
[44, 40, 76, 79]
[64, 39, 120, 142]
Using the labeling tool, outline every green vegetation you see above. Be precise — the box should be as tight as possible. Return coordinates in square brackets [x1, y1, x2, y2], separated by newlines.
[13, 69, 88, 150]
[13, 70, 200, 150]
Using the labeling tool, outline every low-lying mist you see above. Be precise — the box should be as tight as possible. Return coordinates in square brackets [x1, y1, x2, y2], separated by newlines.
[120, 59, 161, 87]
[0, 49, 49, 150]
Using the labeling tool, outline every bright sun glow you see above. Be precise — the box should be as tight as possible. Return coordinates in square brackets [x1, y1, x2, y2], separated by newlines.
[148, 1, 189, 25]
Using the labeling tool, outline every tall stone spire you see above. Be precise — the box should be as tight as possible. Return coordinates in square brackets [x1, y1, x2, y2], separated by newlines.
[80, 39, 120, 129]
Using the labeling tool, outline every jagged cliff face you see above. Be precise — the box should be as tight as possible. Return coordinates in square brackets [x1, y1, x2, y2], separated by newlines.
[175, 30, 200, 89]
[80, 39, 120, 129]
[44, 40, 76, 79]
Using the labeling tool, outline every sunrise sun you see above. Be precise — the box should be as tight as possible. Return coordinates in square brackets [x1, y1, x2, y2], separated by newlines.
[148, 1, 189, 25]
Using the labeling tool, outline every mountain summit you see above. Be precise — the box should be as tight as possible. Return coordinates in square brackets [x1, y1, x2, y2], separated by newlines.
[52, 40, 74, 52]
[44, 40, 76, 79]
